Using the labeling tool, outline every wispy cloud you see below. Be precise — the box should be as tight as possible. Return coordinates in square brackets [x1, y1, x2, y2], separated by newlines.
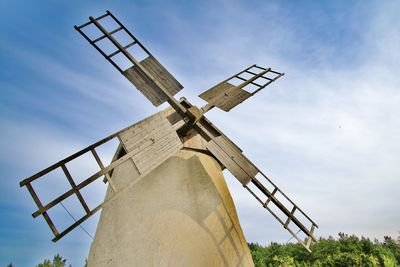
[192, 1, 400, 242]
[1, 1, 400, 266]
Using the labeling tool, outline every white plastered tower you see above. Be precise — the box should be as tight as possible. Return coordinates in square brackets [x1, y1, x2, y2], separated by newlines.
[87, 129, 254, 267]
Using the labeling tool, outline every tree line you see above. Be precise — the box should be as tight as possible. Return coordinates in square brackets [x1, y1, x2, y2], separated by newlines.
[6, 233, 400, 266]
[249, 233, 400, 266]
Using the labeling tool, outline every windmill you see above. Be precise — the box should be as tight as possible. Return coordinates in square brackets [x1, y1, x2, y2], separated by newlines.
[20, 10, 317, 255]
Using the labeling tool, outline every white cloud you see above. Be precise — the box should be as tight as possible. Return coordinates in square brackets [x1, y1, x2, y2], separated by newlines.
[2, 2, 400, 266]
[203, 1, 400, 243]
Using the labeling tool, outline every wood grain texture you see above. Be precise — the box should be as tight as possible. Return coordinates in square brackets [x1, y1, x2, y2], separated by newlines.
[124, 56, 183, 106]
[206, 135, 257, 185]
[119, 112, 183, 174]
[199, 82, 251, 112]
[181, 129, 208, 151]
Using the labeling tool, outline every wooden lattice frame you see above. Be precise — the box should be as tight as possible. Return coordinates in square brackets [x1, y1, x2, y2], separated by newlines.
[20, 11, 319, 251]
[20, 110, 183, 242]
[199, 64, 284, 112]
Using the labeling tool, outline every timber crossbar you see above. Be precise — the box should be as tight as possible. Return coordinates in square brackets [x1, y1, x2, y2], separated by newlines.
[224, 64, 284, 95]
[193, 116, 318, 251]
[74, 10, 152, 74]
[19, 120, 147, 242]
[187, 100, 318, 251]
[199, 65, 285, 113]
[75, 10, 188, 118]
[240, 65, 284, 95]
[244, 171, 318, 252]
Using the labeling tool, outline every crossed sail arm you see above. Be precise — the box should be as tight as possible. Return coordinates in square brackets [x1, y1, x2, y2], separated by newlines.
[19, 110, 183, 242]
[20, 11, 318, 250]
[193, 115, 318, 252]
[19, 103, 317, 250]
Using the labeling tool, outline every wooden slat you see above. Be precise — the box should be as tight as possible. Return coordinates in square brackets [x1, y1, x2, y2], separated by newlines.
[306, 224, 316, 248]
[75, 12, 109, 30]
[123, 124, 172, 152]
[214, 136, 258, 176]
[264, 187, 278, 207]
[133, 135, 182, 173]
[119, 113, 165, 147]
[119, 112, 183, 174]
[284, 206, 297, 228]
[106, 11, 153, 57]
[200, 68, 270, 112]
[53, 108, 182, 242]
[141, 56, 183, 96]
[26, 183, 59, 236]
[250, 73, 284, 96]
[92, 26, 123, 43]
[206, 138, 252, 185]
[26, 108, 184, 241]
[244, 184, 264, 204]
[257, 171, 318, 227]
[61, 165, 90, 214]
[75, 11, 187, 116]
[123, 56, 183, 106]
[198, 116, 243, 153]
[124, 65, 164, 106]
[49, 128, 181, 242]
[74, 26, 123, 73]
[91, 148, 117, 192]
[206, 135, 257, 185]
[52, 204, 102, 242]
[254, 65, 267, 71]
[218, 88, 251, 112]
[87, 14, 187, 116]
[181, 129, 208, 150]
[31, 142, 156, 218]
[269, 70, 282, 75]
[199, 65, 284, 112]
[199, 64, 256, 102]
[20, 130, 136, 187]
[108, 41, 137, 58]
[236, 76, 262, 87]
[120, 117, 171, 150]
[251, 177, 314, 240]
[184, 98, 318, 251]
[199, 82, 236, 102]
[245, 70, 273, 82]
[192, 107, 318, 249]
[199, 82, 252, 112]
[20, 108, 182, 187]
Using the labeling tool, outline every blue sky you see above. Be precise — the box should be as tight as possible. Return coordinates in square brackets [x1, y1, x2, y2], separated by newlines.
[1, 0, 400, 266]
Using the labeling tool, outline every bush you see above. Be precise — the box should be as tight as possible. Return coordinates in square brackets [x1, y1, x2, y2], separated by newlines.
[248, 233, 400, 267]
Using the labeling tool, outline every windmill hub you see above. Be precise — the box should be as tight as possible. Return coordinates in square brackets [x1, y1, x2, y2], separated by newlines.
[178, 105, 204, 135]
[186, 106, 203, 123]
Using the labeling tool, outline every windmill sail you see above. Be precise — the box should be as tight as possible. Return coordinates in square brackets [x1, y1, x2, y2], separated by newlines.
[199, 65, 284, 112]
[74, 11, 183, 107]
[20, 10, 318, 252]
[206, 133, 317, 251]
[183, 102, 317, 251]
[20, 110, 183, 242]
[124, 56, 183, 106]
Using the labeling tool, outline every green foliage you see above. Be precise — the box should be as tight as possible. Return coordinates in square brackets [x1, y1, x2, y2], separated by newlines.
[271, 255, 295, 267]
[249, 233, 400, 267]
[5, 233, 400, 267]
[36, 254, 67, 267]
